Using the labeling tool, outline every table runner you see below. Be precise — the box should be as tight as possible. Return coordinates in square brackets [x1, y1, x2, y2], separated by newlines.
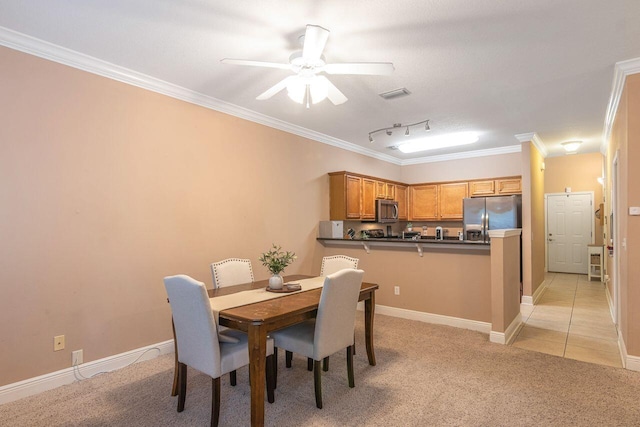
[209, 276, 326, 323]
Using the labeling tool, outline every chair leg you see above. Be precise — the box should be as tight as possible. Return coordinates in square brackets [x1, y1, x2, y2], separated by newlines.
[322, 356, 329, 372]
[286, 350, 293, 368]
[307, 357, 313, 371]
[229, 370, 237, 386]
[347, 345, 355, 388]
[313, 360, 323, 409]
[273, 347, 278, 389]
[266, 354, 275, 404]
[177, 362, 187, 412]
[171, 319, 179, 396]
[353, 332, 356, 355]
[211, 377, 221, 427]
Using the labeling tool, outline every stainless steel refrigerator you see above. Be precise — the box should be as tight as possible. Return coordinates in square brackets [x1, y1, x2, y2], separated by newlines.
[463, 195, 522, 242]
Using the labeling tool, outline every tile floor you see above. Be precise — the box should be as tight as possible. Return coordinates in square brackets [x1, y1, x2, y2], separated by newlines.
[512, 272, 622, 368]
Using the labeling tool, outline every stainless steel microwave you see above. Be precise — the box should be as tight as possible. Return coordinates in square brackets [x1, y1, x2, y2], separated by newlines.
[376, 199, 398, 223]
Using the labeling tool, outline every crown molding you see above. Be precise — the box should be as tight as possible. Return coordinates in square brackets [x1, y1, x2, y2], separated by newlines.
[399, 144, 521, 166]
[0, 26, 405, 166]
[1, 26, 521, 167]
[602, 57, 640, 155]
[514, 132, 547, 158]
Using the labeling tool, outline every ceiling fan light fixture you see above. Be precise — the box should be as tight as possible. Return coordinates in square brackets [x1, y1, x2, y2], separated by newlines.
[397, 132, 479, 154]
[286, 80, 306, 104]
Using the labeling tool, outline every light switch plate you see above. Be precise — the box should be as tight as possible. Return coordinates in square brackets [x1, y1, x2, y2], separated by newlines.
[629, 207, 640, 215]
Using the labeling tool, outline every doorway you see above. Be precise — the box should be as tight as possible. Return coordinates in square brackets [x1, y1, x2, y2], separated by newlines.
[546, 193, 594, 274]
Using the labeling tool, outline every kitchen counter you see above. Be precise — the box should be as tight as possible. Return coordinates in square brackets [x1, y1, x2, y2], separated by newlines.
[317, 236, 489, 256]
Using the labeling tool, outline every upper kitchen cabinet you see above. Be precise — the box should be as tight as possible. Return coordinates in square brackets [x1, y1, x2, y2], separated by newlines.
[361, 178, 376, 220]
[329, 172, 377, 220]
[469, 177, 521, 197]
[395, 184, 408, 220]
[438, 182, 468, 220]
[376, 180, 396, 200]
[329, 173, 361, 220]
[409, 184, 438, 221]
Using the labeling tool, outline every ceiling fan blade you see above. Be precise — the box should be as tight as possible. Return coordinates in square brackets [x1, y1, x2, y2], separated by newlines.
[221, 58, 291, 70]
[318, 76, 348, 105]
[302, 25, 330, 61]
[324, 62, 395, 76]
[256, 76, 297, 100]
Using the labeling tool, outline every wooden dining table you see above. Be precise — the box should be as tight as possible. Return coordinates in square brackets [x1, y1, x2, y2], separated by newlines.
[170, 274, 378, 427]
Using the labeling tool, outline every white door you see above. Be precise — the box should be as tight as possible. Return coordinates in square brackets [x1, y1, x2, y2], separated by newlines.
[547, 193, 593, 274]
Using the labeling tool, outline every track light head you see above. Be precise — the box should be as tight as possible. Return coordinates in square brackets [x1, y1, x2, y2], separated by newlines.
[405, 127, 410, 136]
[425, 120, 430, 131]
[369, 134, 374, 143]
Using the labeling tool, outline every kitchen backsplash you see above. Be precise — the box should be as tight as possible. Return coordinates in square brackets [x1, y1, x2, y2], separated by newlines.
[344, 220, 463, 238]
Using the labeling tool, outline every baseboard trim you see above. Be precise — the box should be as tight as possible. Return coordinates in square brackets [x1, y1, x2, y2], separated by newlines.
[625, 354, 640, 372]
[521, 279, 547, 306]
[0, 340, 174, 405]
[490, 313, 523, 345]
[374, 304, 491, 334]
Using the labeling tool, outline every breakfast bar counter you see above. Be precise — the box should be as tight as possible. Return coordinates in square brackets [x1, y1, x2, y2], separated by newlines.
[317, 237, 489, 256]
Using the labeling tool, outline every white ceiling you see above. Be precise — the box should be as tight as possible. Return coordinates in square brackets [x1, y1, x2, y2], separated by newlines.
[1, 0, 640, 163]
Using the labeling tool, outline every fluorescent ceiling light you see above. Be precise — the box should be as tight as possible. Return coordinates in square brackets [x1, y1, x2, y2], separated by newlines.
[397, 132, 479, 154]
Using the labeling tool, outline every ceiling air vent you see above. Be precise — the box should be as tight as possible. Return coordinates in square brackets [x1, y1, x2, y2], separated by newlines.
[379, 88, 411, 100]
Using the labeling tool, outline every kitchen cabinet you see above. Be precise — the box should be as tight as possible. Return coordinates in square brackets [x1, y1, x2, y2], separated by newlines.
[470, 177, 521, 197]
[362, 178, 376, 220]
[409, 184, 438, 221]
[330, 173, 362, 220]
[376, 180, 396, 200]
[438, 182, 468, 220]
[496, 178, 521, 195]
[395, 184, 408, 220]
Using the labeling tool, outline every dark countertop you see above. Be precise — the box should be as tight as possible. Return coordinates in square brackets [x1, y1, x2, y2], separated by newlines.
[318, 236, 489, 245]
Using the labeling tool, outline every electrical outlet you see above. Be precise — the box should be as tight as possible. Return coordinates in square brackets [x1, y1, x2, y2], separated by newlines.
[394, 286, 400, 295]
[54, 335, 65, 351]
[72, 350, 83, 366]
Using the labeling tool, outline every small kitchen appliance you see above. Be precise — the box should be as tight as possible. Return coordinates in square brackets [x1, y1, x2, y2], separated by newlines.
[435, 226, 444, 240]
[319, 221, 343, 238]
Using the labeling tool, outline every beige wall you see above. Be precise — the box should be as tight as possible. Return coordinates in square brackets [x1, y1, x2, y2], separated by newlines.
[400, 152, 522, 184]
[544, 152, 604, 245]
[605, 73, 640, 358]
[319, 245, 492, 323]
[520, 142, 546, 298]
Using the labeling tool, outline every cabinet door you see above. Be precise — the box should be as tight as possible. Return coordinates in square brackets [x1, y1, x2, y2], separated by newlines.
[385, 183, 396, 200]
[395, 185, 408, 220]
[469, 180, 495, 197]
[496, 178, 521, 195]
[345, 175, 362, 219]
[361, 178, 376, 219]
[409, 184, 438, 220]
[439, 182, 468, 220]
[375, 181, 386, 199]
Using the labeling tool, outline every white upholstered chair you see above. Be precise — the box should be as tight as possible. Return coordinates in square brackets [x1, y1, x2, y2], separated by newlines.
[209, 258, 255, 385]
[210, 258, 254, 289]
[320, 255, 359, 276]
[164, 275, 275, 427]
[271, 269, 365, 409]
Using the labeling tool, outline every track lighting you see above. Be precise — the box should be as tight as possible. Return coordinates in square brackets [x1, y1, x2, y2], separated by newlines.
[368, 120, 430, 143]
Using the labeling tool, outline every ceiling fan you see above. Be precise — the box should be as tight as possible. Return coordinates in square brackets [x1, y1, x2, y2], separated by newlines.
[221, 24, 394, 108]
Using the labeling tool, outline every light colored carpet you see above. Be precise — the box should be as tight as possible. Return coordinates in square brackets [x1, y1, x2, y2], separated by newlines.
[2, 314, 639, 426]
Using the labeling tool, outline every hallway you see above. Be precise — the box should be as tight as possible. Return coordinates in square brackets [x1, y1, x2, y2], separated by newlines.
[512, 272, 622, 368]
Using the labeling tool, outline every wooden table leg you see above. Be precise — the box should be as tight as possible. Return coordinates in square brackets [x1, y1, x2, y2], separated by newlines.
[248, 323, 267, 427]
[171, 318, 179, 396]
[364, 291, 377, 366]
